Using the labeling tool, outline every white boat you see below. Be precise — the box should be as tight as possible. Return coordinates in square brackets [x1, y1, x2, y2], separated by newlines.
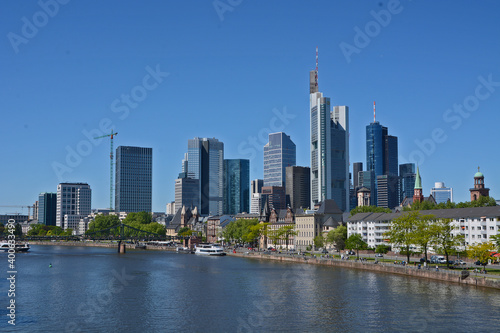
[0, 242, 30, 252]
[176, 246, 194, 254]
[195, 244, 226, 256]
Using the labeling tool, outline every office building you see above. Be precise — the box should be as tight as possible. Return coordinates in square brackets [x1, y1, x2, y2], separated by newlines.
[56, 183, 91, 231]
[115, 146, 152, 213]
[377, 174, 399, 209]
[310, 72, 350, 211]
[251, 179, 263, 195]
[261, 186, 286, 210]
[263, 132, 296, 188]
[186, 137, 224, 215]
[286, 166, 311, 210]
[366, 105, 398, 206]
[250, 193, 264, 214]
[38, 192, 57, 226]
[358, 170, 375, 206]
[174, 177, 199, 213]
[399, 163, 416, 204]
[430, 182, 453, 204]
[223, 159, 250, 214]
[352, 162, 363, 189]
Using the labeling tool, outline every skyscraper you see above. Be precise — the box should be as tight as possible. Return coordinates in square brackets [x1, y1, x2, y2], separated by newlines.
[366, 104, 398, 207]
[174, 176, 199, 213]
[38, 192, 57, 226]
[187, 137, 224, 216]
[251, 179, 263, 195]
[115, 146, 152, 213]
[286, 166, 311, 210]
[56, 183, 91, 231]
[399, 163, 416, 204]
[263, 132, 296, 189]
[352, 162, 363, 189]
[223, 159, 250, 214]
[310, 71, 349, 211]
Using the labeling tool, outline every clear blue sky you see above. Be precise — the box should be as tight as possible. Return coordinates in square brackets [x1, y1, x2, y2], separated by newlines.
[1, 0, 500, 214]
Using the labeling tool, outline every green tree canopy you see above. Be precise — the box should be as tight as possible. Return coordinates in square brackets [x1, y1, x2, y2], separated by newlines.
[221, 219, 259, 245]
[313, 235, 325, 250]
[87, 215, 121, 233]
[123, 212, 152, 225]
[431, 218, 463, 267]
[345, 233, 367, 259]
[384, 211, 420, 263]
[326, 225, 347, 251]
[412, 214, 437, 263]
[350, 206, 391, 217]
[467, 241, 495, 266]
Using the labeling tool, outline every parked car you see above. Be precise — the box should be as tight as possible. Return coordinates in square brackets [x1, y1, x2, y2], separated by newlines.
[375, 253, 383, 258]
[475, 260, 488, 266]
[420, 258, 430, 263]
[454, 259, 466, 266]
[321, 249, 329, 254]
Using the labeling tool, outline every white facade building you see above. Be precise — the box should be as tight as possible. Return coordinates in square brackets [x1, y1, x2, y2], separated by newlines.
[347, 207, 500, 250]
[250, 193, 263, 214]
[56, 183, 91, 231]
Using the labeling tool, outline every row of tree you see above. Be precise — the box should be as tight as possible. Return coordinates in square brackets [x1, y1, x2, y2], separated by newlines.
[27, 224, 73, 236]
[86, 212, 166, 236]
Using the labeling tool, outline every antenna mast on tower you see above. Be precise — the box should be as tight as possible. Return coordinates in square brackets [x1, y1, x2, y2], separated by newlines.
[373, 101, 376, 123]
[315, 46, 318, 88]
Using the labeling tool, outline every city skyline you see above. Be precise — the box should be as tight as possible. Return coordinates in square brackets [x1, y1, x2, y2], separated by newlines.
[2, 1, 500, 213]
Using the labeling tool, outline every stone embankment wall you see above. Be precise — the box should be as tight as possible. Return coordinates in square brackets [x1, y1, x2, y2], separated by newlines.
[229, 252, 500, 290]
[28, 241, 176, 252]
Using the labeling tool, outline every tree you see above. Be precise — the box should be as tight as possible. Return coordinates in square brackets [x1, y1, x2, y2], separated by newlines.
[350, 206, 391, 217]
[431, 218, 463, 268]
[280, 225, 298, 250]
[123, 212, 152, 225]
[87, 215, 121, 233]
[467, 242, 495, 267]
[412, 214, 436, 263]
[221, 219, 259, 245]
[314, 235, 325, 250]
[375, 244, 390, 254]
[345, 234, 367, 259]
[326, 225, 347, 251]
[177, 227, 192, 237]
[491, 234, 500, 253]
[384, 211, 419, 263]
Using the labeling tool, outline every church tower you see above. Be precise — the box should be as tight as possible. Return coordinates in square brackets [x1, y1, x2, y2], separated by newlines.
[470, 167, 490, 201]
[413, 166, 424, 204]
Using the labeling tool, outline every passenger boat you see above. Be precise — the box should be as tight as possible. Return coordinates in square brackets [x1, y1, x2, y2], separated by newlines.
[195, 244, 226, 256]
[134, 243, 146, 250]
[176, 246, 194, 254]
[0, 242, 30, 252]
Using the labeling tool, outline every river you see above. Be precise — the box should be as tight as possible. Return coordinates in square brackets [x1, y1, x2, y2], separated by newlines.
[1, 245, 499, 332]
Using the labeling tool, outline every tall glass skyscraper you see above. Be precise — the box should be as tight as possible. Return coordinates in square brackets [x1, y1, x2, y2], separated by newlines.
[310, 77, 350, 211]
[366, 117, 398, 207]
[115, 146, 152, 213]
[263, 132, 296, 188]
[399, 163, 416, 204]
[187, 137, 224, 216]
[223, 159, 250, 214]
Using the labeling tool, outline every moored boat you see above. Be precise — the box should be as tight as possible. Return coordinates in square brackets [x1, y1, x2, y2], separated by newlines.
[0, 242, 30, 252]
[195, 243, 226, 256]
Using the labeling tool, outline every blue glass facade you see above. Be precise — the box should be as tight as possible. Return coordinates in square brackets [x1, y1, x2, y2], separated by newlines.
[38, 192, 57, 226]
[187, 138, 224, 216]
[263, 132, 296, 188]
[399, 163, 416, 204]
[115, 146, 152, 213]
[223, 159, 250, 214]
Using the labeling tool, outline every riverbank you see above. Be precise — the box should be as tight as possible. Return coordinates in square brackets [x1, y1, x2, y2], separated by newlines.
[228, 251, 500, 291]
[27, 241, 177, 252]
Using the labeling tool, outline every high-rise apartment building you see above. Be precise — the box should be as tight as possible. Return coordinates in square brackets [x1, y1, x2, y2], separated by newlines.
[310, 78, 350, 211]
[38, 192, 57, 226]
[115, 146, 152, 213]
[186, 137, 224, 216]
[399, 163, 416, 204]
[431, 182, 453, 204]
[263, 132, 296, 189]
[223, 159, 250, 214]
[286, 166, 311, 210]
[56, 183, 91, 232]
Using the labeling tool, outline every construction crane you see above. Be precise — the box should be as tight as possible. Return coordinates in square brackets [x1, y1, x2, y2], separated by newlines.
[94, 130, 118, 211]
[0, 205, 34, 220]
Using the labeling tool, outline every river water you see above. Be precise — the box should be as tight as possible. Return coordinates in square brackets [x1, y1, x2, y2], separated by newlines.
[1, 245, 499, 332]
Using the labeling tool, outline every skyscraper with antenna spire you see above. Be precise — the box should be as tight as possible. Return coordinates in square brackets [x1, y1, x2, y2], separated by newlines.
[310, 47, 350, 211]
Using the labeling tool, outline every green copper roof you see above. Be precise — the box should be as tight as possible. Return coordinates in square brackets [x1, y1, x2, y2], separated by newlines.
[414, 166, 422, 190]
[474, 172, 484, 178]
